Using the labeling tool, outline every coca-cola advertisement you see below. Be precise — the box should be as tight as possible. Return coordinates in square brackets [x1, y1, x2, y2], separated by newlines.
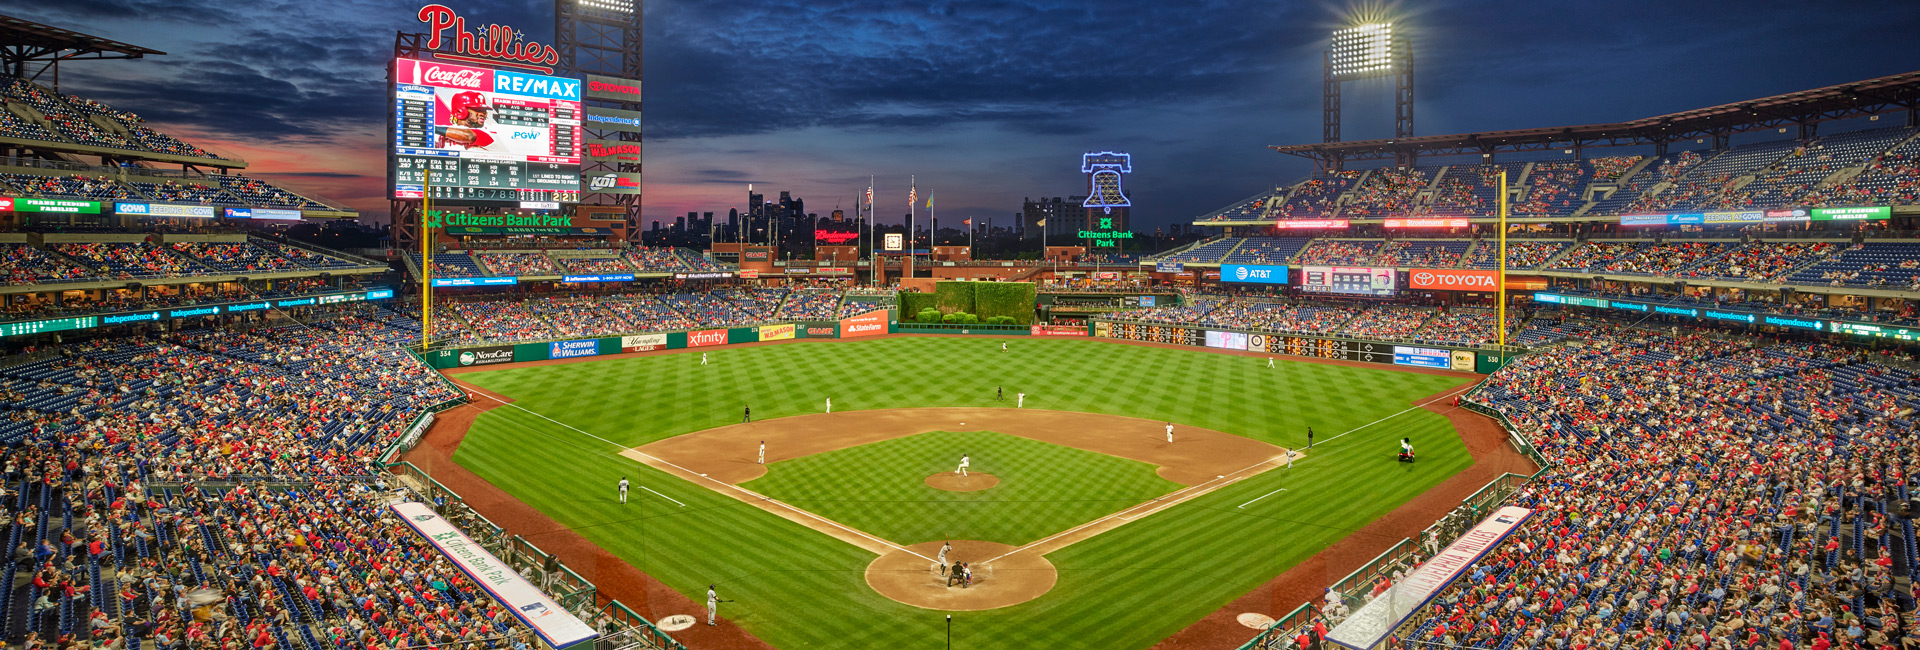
[390, 58, 584, 204]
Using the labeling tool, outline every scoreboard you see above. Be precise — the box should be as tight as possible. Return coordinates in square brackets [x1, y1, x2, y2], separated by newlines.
[390, 58, 583, 205]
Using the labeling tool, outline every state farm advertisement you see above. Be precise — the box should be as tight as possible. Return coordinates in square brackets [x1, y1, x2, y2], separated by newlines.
[620, 333, 667, 353]
[840, 309, 889, 338]
[1408, 269, 1500, 291]
[687, 329, 728, 347]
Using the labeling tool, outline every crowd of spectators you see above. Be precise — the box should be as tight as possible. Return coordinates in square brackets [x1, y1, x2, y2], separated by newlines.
[50, 242, 205, 279]
[3, 76, 134, 149]
[138, 181, 235, 205]
[1342, 169, 1431, 217]
[446, 299, 556, 344]
[776, 289, 842, 320]
[476, 253, 560, 277]
[1511, 162, 1590, 217]
[1196, 301, 1361, 335]
[529, 295, 634, 338]
[1276, 171, 1363, 218]
[1465, 241, 1570, 270]
[601, 293, 698, 331]
[620, 248, 689, 273]
[659, 292, 758, 327]
[1296, 240, 1383, 266]
[167, 242, 301, 273]
[3, 242, 95, 284]
[1410, 308, 1526, 347]
[1680, 242, 1842, 282]
[3, 174, 134, 200]
[214, 177, 322, 209]
[1375, 241, 1466, 267]
[1333, 305, 1432, 340]
[1550, 241, 1731, 275]
[553, 256, 634, 274]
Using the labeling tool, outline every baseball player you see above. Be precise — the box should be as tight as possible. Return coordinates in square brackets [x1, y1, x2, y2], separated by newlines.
[706, 585, 718, 625]
[958, 563, 973, 588]
[1017, 392, 1025, 408]
[996, 386, 1003, 401]
[1165, 422, 1174, 443]
[702, 352, 708, 365]
[1267, 356, 1275, 368]
[1307, 427, 1314, 450]
[758, 441, 765, 465]
[435, 91, 499, 151]
[743, 406, 751, 423]
[956, 453, 970, 477]
[1001, 341, 1007, 351]
[937, 541, 952, 576]
[825, 397, 832, 413]
[617, 477, 628, 503]
[1286, 449, 1295, 469]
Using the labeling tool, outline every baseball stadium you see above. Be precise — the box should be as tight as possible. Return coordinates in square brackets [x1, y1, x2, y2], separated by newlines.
[0, 4, 1918, 650]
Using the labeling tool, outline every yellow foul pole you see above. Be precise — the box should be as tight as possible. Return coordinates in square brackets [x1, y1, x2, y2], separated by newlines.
[422, 174, 432, 348]
[1497, 170, 1508, 348]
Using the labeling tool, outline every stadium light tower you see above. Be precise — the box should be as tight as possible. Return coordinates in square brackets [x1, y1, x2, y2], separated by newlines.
[1324, 21, 1414, 166]
[556, 0, 642, 241]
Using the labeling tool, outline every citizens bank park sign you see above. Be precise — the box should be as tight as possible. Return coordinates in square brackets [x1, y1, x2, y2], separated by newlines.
[417, 5, 558, 72]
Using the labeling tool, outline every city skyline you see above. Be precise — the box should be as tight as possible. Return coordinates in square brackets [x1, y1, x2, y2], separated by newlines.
[3, 0, 1917, 230]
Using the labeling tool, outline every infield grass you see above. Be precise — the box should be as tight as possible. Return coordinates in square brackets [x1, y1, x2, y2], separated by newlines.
[741, 430, 1183, 546]
[451, 337, 1477, 650]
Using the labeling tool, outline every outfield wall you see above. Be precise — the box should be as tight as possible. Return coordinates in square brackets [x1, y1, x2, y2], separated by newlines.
[425, 309, 898, 369]
[1089, 318, 1513, 373]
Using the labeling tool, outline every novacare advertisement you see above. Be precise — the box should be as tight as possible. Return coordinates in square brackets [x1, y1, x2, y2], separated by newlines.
[390, 502, 597, 649]
[840, 309, 889, 338]
[620, 333, 667, 352]
[456, 345, 515, 367]
[759, 324, 796, 341]
[549, 339, 599, 359]
[1326, 506, 1534, 650]
[687, 329, 728, 347]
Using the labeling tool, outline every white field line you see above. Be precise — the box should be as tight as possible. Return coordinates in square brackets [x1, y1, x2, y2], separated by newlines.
[464, 388, 928, 560]
[1237, 488, 1288, 509]
[639, 486, 685, 507]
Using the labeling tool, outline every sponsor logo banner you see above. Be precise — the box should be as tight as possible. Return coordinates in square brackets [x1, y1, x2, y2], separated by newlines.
[225, 207, 302, 220]
[583, 171, 642, 195]
[1383, 218, 1469, 228]
[1247, 333, 1270, 353]
[1221, 263, 1288, 284]
[583, 137, 641, 163]
[1205, 330, 1249, 350]
[561, 274, 633, 283]
[1393, 345, 1451, 368]
[1408, 269, 1499, 291]
[1275, 219, 1348, 229]
[743, 250, 770, 261]
[390, 502, 596, 649]
[687, 329, 728, 347]
[115, 202, 218, 217]
[10, 198, 102, 213]
[1031, 325, 1088, 337]
[759, 324, 795, 341]
[1450, 350, 1475, 371]
[457, 345, 516, 367]
[432, 276, 519, 287]
[549, 339, 599, 359]
[802, 323, 838, 338]
[584, 74, 642, 101]
[1812, 206, 1890, 221]
[737, 269, 760, 279]
[1154, 261, 1184, 273]
[620, 333, 667, 352]
[840, 309, 889, 338]
[1703, 210, 1763, 224]
[673, 272, 733, 280]
[1764, 208, 1811, 222]
[582, 107, 643, 133]
[1327, 506, 1534, 650]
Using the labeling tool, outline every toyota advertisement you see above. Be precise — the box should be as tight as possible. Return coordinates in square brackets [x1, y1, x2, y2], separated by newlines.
[1302, 266, 1396, 297]
[1408, 269, 1500, 291]
[1221, 263, 1288, 285]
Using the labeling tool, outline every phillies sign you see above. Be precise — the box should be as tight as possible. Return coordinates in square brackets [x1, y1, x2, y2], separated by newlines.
[397, 59, 491, 90]
[417, 5, 560, 71]
[1408, 269, 1500, 291]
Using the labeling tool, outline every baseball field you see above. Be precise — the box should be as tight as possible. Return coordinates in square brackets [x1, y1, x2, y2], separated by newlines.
[441, 336, 1478, 649]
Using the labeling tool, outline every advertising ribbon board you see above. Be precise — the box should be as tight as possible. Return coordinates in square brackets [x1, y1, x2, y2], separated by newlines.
[759, 324, 796, 341]
[1204, 330, 1249, 350]
[390, 502, 597, 648]
[840, 309, 889, 338]
[1326, 506, 1535, 650]
[549, 339, 599, 359]
[620, 333, 667, 352]
[1408, 269, 1499, 291]
[454, 345, 515, 367]
[582, 106, 643, 133]
[1221, 263, 1288, 284]
[687, 328, 728, 347]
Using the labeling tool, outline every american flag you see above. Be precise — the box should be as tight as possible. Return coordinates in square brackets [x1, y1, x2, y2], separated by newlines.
[908, 184, 917, 208]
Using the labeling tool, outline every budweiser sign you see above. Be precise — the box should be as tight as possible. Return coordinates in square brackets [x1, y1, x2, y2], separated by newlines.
[418, 4, 560, 69]
[1408, 269, 1500, 291]
[401, 60, 492, 90]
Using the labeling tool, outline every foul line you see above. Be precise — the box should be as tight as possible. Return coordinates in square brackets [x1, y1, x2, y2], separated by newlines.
[462, 388, 929, 561]
[1237, 488, 1288, 509]
[1310, 383, 1479, 449]
[640, 486, 685, 507]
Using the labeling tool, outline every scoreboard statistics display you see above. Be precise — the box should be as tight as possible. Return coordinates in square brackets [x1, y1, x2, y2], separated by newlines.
[1301, 266, 1397, 297]
[391, 58, 582, 204]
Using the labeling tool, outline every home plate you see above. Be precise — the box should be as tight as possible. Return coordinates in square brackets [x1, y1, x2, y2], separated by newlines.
[657, 614, 697, 632]
[1237, 613, 1277, 630]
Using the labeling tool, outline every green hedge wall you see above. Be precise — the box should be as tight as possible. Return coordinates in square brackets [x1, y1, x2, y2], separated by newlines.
[974, 282, 1037, 326]
[899, 292, 938, 317]
[933, 281, 975, 314]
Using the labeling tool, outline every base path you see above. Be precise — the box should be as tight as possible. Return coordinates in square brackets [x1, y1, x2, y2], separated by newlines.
[866, 540, 1056, 611]
[926, 473, 999, 492]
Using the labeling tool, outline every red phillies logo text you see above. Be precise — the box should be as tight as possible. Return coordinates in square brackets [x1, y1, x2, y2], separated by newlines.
[418, 5, 559, 68]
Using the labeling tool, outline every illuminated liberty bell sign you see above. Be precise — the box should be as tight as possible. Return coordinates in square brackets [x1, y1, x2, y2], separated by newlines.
[1081, 152, 1131, 214]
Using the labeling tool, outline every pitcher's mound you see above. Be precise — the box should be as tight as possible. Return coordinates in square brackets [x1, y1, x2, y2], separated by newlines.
[925, 473, 998, 492]
[866, 540, 1056, 611]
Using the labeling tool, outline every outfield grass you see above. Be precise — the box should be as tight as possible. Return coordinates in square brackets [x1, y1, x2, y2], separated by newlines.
[451, 337, 1474, 650]
[741, 430, 1183, 546]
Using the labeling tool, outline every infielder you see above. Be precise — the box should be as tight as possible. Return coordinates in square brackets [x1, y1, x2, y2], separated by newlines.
[618, 477, 628, 503]
[1286, 450, 1295, 469]
[956, 453, 970, 477]
[1166, 422, 1174, 443]
[937, 541, 952, 576]
[758, 441, 765, 465]
[743, 406, 751, 423]
[1017, 392, 1025, 408]
[706, 585, 718, 625]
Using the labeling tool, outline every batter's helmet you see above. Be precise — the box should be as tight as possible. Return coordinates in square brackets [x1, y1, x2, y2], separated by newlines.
[449, 91, 490, 117]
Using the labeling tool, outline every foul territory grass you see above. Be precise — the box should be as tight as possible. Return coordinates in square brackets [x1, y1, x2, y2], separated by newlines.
[451, 337, 1475, 650]
[741, 430, 1183, 546]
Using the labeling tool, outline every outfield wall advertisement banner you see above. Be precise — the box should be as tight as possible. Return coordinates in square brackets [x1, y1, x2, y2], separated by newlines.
[841, 310, 889, 338]
[1326, 506, 1534, 650]
[1392, 345, 1451, 368]
[687, 329, 728, 347]
[620, 333, 667, 352]
[1031, 324, 1089, 337]
[549, 339, 598, 359]
[455, 345, 515, 367]
[1205, 330, 1249, 350]
[759, 324, 795, 341]
[390, 502, 598, 649]
[1408, 269, 1499, 291]
[1221, 263, 1288, 284]
[801, 322, 838, 338]
[1247, 333, 1270, 353]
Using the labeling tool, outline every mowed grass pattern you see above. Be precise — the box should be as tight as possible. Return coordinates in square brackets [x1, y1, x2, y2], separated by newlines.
[452, 337, 1476, 650]
[742, 430, 1183, 546]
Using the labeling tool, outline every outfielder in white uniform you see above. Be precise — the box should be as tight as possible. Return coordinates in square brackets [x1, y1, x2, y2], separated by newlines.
[758, 441, 765, 465]
[1001, 342, 1007, 351]
[937, 541, 951, 576]
[1017, 393, 1024, 408]
[706, 585, 718, 625]
[618, 477, 629, 504]
[825, 397, 831, 413]
[1166, 422, 1174, 443]
[1267, 357, 1274, 368]
[701, 352, 708, 365]
[956, 454, 970, 477]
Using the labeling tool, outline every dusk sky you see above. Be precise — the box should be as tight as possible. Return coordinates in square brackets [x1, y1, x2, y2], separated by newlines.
[6, 0, 1919, 230]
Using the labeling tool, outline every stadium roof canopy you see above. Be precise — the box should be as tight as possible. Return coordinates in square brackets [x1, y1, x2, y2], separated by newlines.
[1274, 70, 1920, 169]
[0, 14, 164, 83]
